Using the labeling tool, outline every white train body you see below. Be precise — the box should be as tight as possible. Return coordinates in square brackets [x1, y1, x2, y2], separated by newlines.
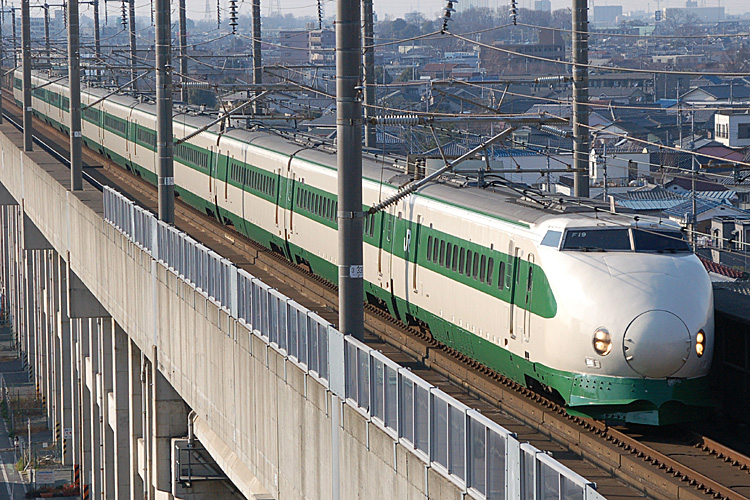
[17, 71, 715, 424]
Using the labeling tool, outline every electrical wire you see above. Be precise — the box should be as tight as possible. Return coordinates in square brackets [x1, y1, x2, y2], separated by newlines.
[450, 32, 750, 78]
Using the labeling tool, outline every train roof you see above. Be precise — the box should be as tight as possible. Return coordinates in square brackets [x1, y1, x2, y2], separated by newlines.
[31, 71, 651, 232]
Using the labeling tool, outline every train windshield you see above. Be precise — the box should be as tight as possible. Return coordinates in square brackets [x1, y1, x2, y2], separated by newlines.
[561, 229, 631, 251]
[632, 229, 691, 253]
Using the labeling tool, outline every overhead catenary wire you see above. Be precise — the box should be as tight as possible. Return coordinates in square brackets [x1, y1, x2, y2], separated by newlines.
[450, 32, 750, 78]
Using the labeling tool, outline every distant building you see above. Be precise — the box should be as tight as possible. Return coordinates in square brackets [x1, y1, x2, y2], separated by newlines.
[308, 29, 334, 64]
[682, 84, 750, 105]
[589, 148, 650, 184]
[277, 30, 309, 65]
[714, 111, 750, 148]
[663, 5, 724, 23]
[593, 5, 623, 26]
[276, 29, 335, 66]
[481, 28, 564, 73]
[534, 0, 551, 12]
[710, 216, 750, 271]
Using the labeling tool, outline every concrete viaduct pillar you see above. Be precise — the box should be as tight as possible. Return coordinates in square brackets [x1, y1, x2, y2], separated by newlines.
[68, 264, 109, 500]
[128, 339, 145, 500]
[56, 252, 73, 465]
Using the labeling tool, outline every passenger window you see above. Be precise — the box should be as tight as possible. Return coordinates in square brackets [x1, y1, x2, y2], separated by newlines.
[439, 240, 446, 266]
[465, 251, 473, 277]
[446, 243, 453, 268]
[473, 254, 479, 280]
[479, 255, 486, 283]
[459, 248, 465, 274]
[487, 257, 494, 286]
[427, 236, 433, 261]
[498, 261, 506, 289]
[452, 246, 458, 271]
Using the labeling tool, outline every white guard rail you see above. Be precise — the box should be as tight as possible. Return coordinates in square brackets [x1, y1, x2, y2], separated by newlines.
[103, 186, 607, 500]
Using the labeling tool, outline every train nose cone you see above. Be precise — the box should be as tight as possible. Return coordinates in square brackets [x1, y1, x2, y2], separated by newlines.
[623, 310, 691, 378]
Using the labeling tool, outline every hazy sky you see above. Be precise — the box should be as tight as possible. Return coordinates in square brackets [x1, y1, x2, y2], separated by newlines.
[76, 0, 747, 30]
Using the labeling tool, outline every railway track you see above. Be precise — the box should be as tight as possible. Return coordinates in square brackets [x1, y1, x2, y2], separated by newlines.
[5, 99, 750, 500]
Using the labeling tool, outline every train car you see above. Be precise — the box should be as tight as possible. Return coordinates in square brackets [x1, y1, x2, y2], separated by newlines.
[16, 71, 715, 425]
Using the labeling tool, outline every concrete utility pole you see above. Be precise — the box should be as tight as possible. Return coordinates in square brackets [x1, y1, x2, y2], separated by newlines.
[67, 0, 83, 190]
[11, 8, 16, 68]
[93, 0, 101, 80]
[21, 0, 31, 151]
[0, 7, 4, 125]
[362, 0, 376, 148]
[128, 0, 137, 96]
[44, 3, 50, 69]
[178, 0, 188, 102]
[251, 0, 261, 113]
[336, 0, 365, 341]
[155, 0, 174, 223]
[572, 0, 589, 198]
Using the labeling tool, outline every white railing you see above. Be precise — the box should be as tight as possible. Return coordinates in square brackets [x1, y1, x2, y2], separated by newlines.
[103, 186, 606, 500]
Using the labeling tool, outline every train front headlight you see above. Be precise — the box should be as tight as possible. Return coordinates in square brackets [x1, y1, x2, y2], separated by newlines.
[593, 328, 612, 356]
[695, 329, 705, 358]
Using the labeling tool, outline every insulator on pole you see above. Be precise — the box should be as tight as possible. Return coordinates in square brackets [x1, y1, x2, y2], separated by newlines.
[104, 0, 108, 25]
[121, 0, 127, 29]
[372, 114, 422, 126]
[535, 76, 570, 84]
[150, 0, 153, 24]
[540, 124, 571, 138]
[63, 1, 67, 27]
[317, 0, 323, 29]
[441, 0, 457, 34]
[229, 0, 237, 33]
[510, 0, 517, 25]
[217, 0, 221, 29]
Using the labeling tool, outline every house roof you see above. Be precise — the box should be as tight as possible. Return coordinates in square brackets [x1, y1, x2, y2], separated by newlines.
[665, 177, 731, 192]
[700, 256, 746, 279]
[612, 186, 686, 211]
[663, 198, 735, 219]
[683, 84, 750, 101]
[614, 185, 738, 211]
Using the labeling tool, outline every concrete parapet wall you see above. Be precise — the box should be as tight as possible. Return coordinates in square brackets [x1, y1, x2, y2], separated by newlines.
[0, 124, 469, 499]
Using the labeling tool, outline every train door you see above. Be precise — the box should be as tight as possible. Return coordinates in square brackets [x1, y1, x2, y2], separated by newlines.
[377, 205, 397, 297]
[282, 169, 296, 257]
[209, 145, 221, 219]
[520, 254, 534, 343]
[410, 215, 422, 294]
[223, 145, 242, 226]
[238, 145, 251, 237]
[128, 116, 136, 171]
[508, 243, 522, 339]
[97, 105, 104, 152]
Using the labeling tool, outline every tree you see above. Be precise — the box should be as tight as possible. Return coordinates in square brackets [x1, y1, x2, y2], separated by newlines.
[374, 66, 393, 85]
[187, 89, 217, 108]
[396, 67, 418, 82]
[722, 44, 750, 73]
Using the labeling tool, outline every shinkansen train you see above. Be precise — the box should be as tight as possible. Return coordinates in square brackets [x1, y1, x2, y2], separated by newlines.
[15, 71, 715, 425]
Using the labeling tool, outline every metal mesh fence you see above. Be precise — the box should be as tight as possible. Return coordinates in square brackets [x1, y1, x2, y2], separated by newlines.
[102, 186, 606, 500]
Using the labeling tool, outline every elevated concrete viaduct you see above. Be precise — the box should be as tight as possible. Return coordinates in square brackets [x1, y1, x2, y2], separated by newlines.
[0, 121, 604, 500]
